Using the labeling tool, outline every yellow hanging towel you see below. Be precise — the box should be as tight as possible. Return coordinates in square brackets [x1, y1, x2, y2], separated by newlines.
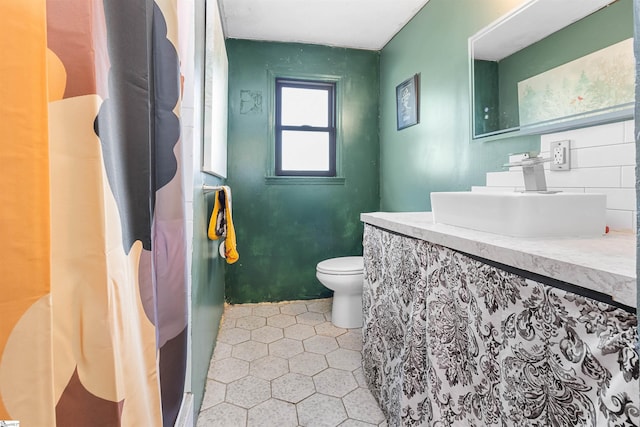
[207, 186, 239, 264]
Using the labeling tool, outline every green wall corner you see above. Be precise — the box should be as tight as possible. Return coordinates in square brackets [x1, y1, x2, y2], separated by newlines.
[379, 0, 540, 212]
[225, 40, 380, 303]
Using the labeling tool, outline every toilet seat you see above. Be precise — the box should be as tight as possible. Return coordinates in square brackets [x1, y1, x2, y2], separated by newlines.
[316, 256, 363, 275]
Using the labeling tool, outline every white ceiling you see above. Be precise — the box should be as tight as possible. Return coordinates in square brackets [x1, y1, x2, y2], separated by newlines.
[218, 0, 431, 51]
[473, 0, 614, 61]
[218, 0, 616, 55]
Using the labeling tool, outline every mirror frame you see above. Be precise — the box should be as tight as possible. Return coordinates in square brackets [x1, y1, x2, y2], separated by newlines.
[469, 0, 634, 141]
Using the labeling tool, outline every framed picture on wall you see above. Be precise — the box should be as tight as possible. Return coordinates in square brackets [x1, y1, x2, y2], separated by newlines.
[396, 74, 419, 130]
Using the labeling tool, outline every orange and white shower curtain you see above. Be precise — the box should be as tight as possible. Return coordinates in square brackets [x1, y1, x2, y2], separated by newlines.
[0, 1, 187, 425]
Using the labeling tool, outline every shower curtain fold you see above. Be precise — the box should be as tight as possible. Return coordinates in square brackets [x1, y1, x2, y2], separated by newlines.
[0, 1, 188, 425]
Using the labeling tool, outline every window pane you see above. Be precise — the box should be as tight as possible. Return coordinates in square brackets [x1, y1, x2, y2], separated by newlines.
[281, 87, 328, 127]
[281, 131, 329, 171]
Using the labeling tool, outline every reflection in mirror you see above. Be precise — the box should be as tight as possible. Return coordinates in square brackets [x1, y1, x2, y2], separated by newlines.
[470, 0, 633, 139]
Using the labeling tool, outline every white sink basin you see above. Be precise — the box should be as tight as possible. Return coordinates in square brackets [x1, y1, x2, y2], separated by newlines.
[431, 191, 607, 237]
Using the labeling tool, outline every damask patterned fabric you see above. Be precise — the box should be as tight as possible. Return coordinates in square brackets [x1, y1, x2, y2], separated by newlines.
[362, 224, 639, 427]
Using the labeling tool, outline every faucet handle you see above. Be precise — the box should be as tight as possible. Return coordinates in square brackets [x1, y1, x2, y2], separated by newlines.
[505, 151, 549, 192]
[509, 151, 540, 159]
[504, 151, 549, 168]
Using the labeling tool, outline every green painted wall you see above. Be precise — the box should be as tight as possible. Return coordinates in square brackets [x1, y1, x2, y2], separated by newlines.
[379, 0, 541, 212]
[190, 177, 225, 413]
[225, 40, 380, 303]
[189, 0, 226, 414]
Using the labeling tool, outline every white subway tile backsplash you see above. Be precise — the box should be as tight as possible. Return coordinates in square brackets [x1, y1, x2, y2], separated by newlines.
[541, 122, 625, 150]
[539, 139, 551, 154]
[570, 143, 635, 168]
[182, 125, 194, 144]
[485, 171, 524, 187]
[181, 106, 195, 128]
[546, 167, 620, 188]
[585, 188, 636, 211]
[482, 122, 636, 232]
[621, 166, 635, 188]
[541, 144, 634, 171]
[185, 218, 194, 281]
[605, 209, 634, 232]
[623, 120, 635, 143]
[182, 126, 195, 203]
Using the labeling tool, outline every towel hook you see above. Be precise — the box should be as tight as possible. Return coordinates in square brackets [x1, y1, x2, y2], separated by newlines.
[203, 185, 224, 194]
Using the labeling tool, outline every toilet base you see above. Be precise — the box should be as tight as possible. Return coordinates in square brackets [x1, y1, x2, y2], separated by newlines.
[331, 293, 362, 329]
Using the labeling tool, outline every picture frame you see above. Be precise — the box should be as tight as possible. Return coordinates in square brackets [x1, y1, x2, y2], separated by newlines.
[396, 74, 419, 130]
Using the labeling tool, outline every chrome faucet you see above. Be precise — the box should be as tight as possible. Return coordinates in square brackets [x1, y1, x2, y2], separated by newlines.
[504, 152, 551, 192]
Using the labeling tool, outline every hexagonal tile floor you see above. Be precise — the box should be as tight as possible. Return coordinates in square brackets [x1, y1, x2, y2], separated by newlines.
[197, 298, 387, 427]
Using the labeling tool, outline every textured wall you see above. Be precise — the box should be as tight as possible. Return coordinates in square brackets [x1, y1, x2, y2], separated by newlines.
[225, 40, 380, 303]
[189, 186, 225, 412]
[379, 0, 542, 212]
[379, 0, 633, 213]
[182, 0, 226, 414]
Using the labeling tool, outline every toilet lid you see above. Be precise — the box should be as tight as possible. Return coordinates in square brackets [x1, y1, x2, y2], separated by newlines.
[316, 256, 363, 275]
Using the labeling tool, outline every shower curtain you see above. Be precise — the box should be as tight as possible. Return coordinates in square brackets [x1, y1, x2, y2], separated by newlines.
[0, 1, 188, 425]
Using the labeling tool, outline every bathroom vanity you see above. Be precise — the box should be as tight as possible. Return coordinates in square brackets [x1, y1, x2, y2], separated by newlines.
[360, 212, 638, 426]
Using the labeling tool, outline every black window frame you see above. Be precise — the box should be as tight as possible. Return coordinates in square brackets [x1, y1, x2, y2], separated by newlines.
[275, 78, 336, 177]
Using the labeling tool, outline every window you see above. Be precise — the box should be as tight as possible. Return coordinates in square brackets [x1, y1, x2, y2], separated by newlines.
[275, 78, 336, 176]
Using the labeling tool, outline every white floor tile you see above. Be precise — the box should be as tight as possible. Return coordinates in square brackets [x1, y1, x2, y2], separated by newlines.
[226, 376, 271, 409]
[249, 355, 289, 381]
[198, 298, 386, 426]
[313, 368, 358, 397]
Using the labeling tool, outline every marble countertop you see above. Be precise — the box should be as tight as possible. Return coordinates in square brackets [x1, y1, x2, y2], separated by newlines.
[361, 211, 636, 305]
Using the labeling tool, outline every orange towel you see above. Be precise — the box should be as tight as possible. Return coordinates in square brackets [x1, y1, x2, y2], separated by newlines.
[207, 186, 239, 264]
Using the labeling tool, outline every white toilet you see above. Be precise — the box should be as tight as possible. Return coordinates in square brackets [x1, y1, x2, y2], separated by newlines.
[316, 256, 364, 329]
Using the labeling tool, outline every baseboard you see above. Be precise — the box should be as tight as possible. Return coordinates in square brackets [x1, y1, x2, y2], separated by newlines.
[174, 392, 194, 427]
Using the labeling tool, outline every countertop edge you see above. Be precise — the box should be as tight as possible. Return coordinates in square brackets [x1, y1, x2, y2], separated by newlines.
[361, 212, 636, 305]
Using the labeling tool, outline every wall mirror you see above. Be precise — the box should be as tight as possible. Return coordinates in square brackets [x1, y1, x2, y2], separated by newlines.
[470, 0, 633, 140]
[202, 0, 229, 177]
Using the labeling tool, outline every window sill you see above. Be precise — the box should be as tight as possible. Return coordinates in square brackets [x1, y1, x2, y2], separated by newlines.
[264, 176, 346, 185]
